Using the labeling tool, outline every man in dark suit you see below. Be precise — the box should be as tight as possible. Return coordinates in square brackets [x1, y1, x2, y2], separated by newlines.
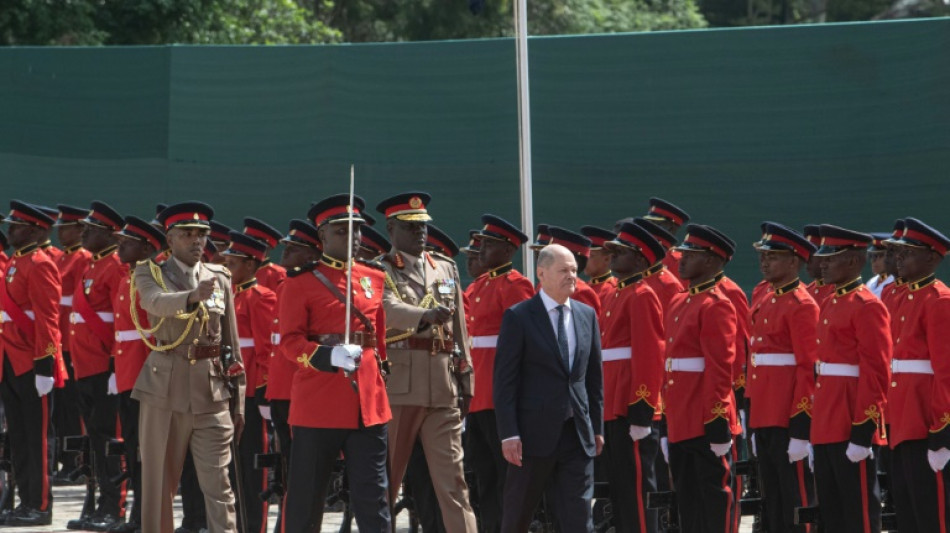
[493, 244, 604, 533]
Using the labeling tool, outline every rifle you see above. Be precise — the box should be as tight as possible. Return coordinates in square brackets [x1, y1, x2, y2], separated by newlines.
[63, 435, 96, 520]
[105, 438, 131, 486]
[734, 458, 767, 532]
[253, 452, 284, 503]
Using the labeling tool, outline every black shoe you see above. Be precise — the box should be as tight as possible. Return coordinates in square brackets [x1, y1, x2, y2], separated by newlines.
[7, 508, 52, 527]
[87, 513, 123, 532]
[66, 516, 91, 530]
[108, 521, 141, 533]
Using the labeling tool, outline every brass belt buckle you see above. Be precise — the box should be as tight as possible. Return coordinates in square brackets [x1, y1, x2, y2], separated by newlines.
[665, 358, 672, 373]
[750, 353, 757, 367]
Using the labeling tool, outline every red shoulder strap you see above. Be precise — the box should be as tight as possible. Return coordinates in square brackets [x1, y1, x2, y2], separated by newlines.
[71, 279, 114, 348]
[0, 270, 36, 339]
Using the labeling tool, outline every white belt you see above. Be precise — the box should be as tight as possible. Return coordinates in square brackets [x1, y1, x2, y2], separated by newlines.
[0, 310, 35, 322]
[60, 295, 73, 307]
[602, 347, 632, 362]
[239, 338, 255, 348]
[816, 362, 859, 377]
[751, 353, 796, 367]
[666, 357, 705, 372]
[115, 330, 142, 342]
[471, 335, 498, 349]
[271, 333, 281, 345]
[891, 359, 933, 375]
[70, 311, 114, 324]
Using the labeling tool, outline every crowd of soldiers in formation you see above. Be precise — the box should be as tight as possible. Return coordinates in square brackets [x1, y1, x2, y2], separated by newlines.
[0, 193, 947, 533]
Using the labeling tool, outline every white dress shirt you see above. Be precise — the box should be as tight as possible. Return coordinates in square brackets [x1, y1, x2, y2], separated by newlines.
[866, 274, 894, 299]
[539, 289, 576, 371]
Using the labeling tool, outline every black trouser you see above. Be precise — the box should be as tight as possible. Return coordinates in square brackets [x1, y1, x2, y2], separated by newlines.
[179, 449, 207, 530]
[669, 436, 735, 533]
[812, 442, 881, 533]
[283, 423, 390, 533]
[466, 410, 506, 533]
[0, 355, 53, 511]
[754, 427, 815, 533]
[404, 438, 446, 533]
[75, 371, 124, 517]
[604, 418, 659, 533]
[117, 391, 141, 525]
[53, 350, 83, 473]
[891, 439, 950, 533]
[229, 396, 269, 533]
[270, 398, 291, 533]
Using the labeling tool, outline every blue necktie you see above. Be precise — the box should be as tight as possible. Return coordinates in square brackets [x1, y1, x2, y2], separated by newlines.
[556, 305, 570, 371]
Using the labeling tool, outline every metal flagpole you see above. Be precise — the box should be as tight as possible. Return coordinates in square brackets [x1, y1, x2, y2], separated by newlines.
[514, 0, 535, 283]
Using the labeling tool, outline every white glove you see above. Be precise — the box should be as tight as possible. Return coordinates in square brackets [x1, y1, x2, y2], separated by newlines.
[660, 437, 669, 464]
[788, 438, 810, 463]
[35, 375, 55, 397]
[107, 373, 118, 395]
[808, 443, 815, 472]
[739, 410, 748, 439]
[710, 440, 733, 457]
[750, 433, 757, 457]
[845, 442, 873, 463]
[331, 344, 362, 372]
[258, 405, 272, 421]
[629, 425, 652, 442]
[928, 447, 950, 472]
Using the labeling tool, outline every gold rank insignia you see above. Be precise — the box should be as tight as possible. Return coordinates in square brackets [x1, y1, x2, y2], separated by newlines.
[360, 276, 373, 298]
[84, 278, 94, 295]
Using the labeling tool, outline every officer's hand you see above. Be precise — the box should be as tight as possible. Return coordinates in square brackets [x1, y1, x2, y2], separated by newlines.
[330, 344, 362, 372]
[787, 438, 809, 463]
[459, 395, 472, 418]
[595, 434, 604, 456]
[258, 404, 272, 421]
[845, 442, 872, 463]
[710, 440, 733, 457]
[107, 373, 118, 395]
[188, 278, 216, 304]
[502, 438, 523, 467]
[660, 437, 670, 464]
[750, 432, 757, 457]
[629, 425, 652, 442]
[421, 305, 454, 326]
[233, 413, 245, 444]
[34, 375, 54, 397]
[928, 448, 950, 472]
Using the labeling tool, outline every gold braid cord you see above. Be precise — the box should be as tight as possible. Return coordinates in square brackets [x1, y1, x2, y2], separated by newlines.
[129, 262, 207, 352]
[383, 272, 437, 344]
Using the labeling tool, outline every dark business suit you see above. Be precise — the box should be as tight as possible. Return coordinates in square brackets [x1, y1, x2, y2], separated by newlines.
[493, 293, 604, 533]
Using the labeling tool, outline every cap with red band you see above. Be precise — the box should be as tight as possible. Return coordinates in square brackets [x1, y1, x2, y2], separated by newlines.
[80, 201, 124, 231]
[895, 217, 950, 257]
[813, 225, 872, 257]
[753, 221, 815, 261]
[243, 217, 282, 249]
[884, 219, 906, 244]
[210, 221, 232, 244]
[376, 192, 433, 222]
[634, 217, 677, 249]
[676, 224, 736, 260]
[4, 200, 56, 229]
[222, 231, 268, 262]
[643, 197, 690, 227]
[116, 216, 166, 252]
[158, 202, 214, 231]
[281, 219, 322, 250]
[360, 225, 390, 256]
[426, 224, 460, 258]
[479, 214, 528, 247]
[605, 222, 666, 265]
[460, 230, 482, 254]
[580, 226, 616, 250]
[55, 204, 88, 226]
[529, 224, 551, 251]
[308, 194, 366, 228]
[547, 226, 592, 258]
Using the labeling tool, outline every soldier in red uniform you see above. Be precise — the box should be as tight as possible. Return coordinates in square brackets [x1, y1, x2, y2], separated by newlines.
[35, 205, 64, 264]
[599, 222, 666, 533]
[51, 204, 92, 482]
[811, 224, 891, 533]
[803, 225, 835, 309]
[110, 215, 166, 533]
[242, 217, 286, 291]
[663, 224, 741, 533]
[747, 222, 819, 533]
[460, 231, 485, 284]
[633, 218, 686, 314]
[359, 223, 391, 259]
[222, 232, 278, 533]
[580, 226, 617, 303]
[528, 224, 552, 266]
[547, 227, 602, 315]
[881, 221, 908, 322]
[0, 201, 62, 526]
[465, 214, 534, 533]
[881, 218, 950, 533]
[641, 198, 690, 285]
[279, 194, 391, 532]
[208, 221, 232, 265]
[67, 202, 127, 531]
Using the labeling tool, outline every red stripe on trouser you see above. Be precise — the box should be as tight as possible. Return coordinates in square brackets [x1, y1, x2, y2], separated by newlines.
[116, 413, 127, 518]
[938, 470, 947, 533]
[732, 446, 740, 533]
[859, 459, 870, 533]
[40, 395, 50, 510]
[633, 440, 646, 533]
[722, 454, 733, 533]
[259, 418, 270, 533]
[796, 460, 811, 533]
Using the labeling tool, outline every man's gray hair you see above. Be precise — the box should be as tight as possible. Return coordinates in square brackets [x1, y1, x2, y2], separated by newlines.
[537, 244, 570, 268]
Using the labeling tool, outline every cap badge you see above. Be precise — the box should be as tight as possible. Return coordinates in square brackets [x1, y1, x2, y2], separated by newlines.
[360, 276, 373, 298]
[409, 196, 423, 209]
[193, 213, 200, 220]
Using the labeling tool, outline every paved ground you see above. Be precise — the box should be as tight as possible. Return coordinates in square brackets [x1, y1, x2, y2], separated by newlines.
[12, 484, 755, 532]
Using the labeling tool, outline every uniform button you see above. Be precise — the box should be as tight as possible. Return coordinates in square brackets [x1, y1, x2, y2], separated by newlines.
[816, 382, 821, 388]
[274, 319, 279, 324]
[909, 294, 914, 300]
[674, 316, 679, 322]
[614, 293, 619, 299]
[117, 350, 122, 355]
[119, 295, 124, 300]
[71, 331, 75, 335]
[763, 318, 768, 324]
[752, 374, 756, 379]
[152, 366, 157, 372]
[816, 339, 820, 344]
[757, 337, 763, 342]
[891, 382, 897, 388]
[901, 316, 905, 322]
[832, 299, 837, 304]
[823, 319, 828, 324]
[190, 360, 196, 365]
[668, 337, 673, 342]
[771, 298, 776, 304]
[606, 311, 611, 317]
[668, 379, 674, 385]
[475, 297, 481, 303]
[686, 298, 691, 303]
[896, 338, 900, 343]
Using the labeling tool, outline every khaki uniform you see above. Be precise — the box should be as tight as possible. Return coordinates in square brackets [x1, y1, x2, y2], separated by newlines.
[131, 258, 245, 533]
[381, 250, 477, 532]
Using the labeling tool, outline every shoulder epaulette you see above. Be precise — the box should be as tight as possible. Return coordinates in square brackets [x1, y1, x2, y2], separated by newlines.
[204, 262, 232, 277]
[287, 261, 318, 278]
[356, 258, 386, 271]
[428, 251, 457, 265]
[790, 288, 809, 304]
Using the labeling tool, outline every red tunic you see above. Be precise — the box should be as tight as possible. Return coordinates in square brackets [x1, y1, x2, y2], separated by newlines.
[69, 249, 123, 380]
[750, 280, 771, 310]
[663, 281, 740, 443]
[256, 261, 286, 292]
[641, 263, 683, 317]
[805, 280, 835, 310]
[812, 281, 891, 446]
[112, 267, 151, 393]
[572, 278, 601, 317]
[0, 246, 62, 382]
[881, 280, 908, 339]
[265, 283, 297, 401]
[58, 246, 92, 354]
[466, 264, 535, 413]
[41, 243, 63, 263]
[588, 273, 617, 308]
[599, 274, 665, 423]
[280, 260, 390, 429]
[234, 279, 277, 397]
[887, 277, 950, 448]
[747, 280, 818, 437]
[662, 249, 684, 284]
[0, 252, 7, 271]
[717, 275, 751, 393]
